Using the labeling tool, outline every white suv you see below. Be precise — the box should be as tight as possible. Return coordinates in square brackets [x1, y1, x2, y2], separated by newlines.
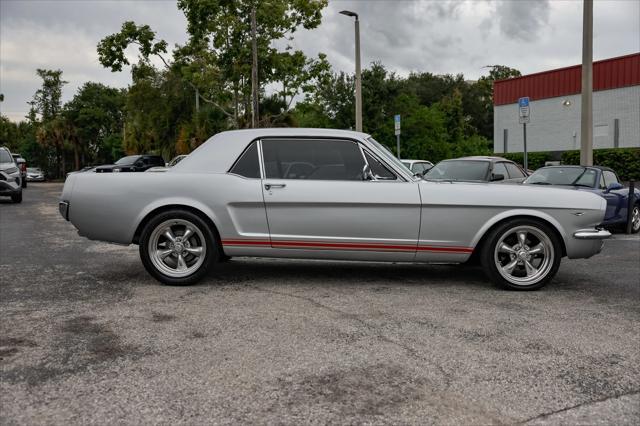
[0, 147, 23, 203]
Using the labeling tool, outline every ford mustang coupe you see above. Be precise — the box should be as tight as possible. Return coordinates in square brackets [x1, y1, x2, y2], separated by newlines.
[59, 129, 610, 290]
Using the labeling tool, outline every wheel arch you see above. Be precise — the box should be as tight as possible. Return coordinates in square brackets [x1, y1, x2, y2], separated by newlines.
[132, 203, 223, 254]
[470, 211, 568, 260]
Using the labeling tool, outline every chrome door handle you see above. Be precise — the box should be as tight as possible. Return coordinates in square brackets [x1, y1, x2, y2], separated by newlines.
[264, 183, 286, 190]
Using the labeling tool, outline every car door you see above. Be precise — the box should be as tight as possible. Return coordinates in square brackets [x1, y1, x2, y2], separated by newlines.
[260, 138, 421, 261]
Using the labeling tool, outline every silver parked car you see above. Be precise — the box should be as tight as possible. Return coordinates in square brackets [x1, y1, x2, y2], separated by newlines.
[59, 129, 610, 290]
[1, 147, 23, 203]
[402, 159, 434, 177]
[26, 167, 45, 182]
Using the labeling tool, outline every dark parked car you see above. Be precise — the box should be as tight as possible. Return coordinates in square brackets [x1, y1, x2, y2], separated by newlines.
[525, 165, 640, 233]
[11, 153, 27, 188]
[95, 155, 165, 173]
[424, 156, 528, 183]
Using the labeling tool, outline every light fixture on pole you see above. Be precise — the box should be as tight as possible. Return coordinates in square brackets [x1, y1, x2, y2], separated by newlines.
[340, 10, 362, 132]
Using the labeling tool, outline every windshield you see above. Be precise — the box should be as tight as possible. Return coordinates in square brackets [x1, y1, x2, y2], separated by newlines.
[424, 160, 489, 182]
[367, 137, 411, 177]
[0, 149, 13, 163]
[169, 155, 186, 167]
[525, 167, 597, 187]
[115, 155, 140, 165]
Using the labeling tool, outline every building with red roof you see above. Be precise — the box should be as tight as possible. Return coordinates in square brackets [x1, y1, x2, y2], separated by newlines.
[493, 53, 639, 154]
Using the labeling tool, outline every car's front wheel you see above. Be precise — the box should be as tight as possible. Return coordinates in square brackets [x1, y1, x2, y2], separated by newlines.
[630, 204, 640, 234]
[139, 210, 218, 285]
[480, 218, 562, 290]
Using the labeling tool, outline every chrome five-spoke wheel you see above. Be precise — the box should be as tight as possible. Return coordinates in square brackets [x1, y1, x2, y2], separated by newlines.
[149, 219, 207, 278]
[481, 219, 562, 290]
[140, 209, 218, 285]
[494, 226, 554, 286]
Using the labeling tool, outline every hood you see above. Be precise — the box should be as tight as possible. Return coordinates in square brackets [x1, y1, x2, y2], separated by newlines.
[420, 180, 606, 212]
[0, 161, 19, 173]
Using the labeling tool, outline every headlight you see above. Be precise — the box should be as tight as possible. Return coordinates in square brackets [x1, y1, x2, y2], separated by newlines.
[113, 168, 121, 173]
[4, 167, 18, 174]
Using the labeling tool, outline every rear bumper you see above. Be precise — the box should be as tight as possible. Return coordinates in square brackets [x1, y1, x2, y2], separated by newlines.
[573, 229, 611, 240]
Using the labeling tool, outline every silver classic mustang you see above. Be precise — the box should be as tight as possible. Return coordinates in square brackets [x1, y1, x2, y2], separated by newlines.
[59, 129, 610, 290]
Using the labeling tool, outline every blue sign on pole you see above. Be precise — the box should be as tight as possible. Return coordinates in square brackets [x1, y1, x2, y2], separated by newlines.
[394, 114, 401, 136]
[518, 97, 530, 123]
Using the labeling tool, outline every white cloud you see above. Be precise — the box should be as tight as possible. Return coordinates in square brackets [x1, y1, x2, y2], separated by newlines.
[1, 0, 638, 122]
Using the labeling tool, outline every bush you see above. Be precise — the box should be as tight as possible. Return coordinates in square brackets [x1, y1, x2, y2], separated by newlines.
[501, 152, 553, 171]
[561, 148, 640, 181]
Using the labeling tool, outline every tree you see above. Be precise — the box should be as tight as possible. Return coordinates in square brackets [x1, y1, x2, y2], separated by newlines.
[63, 82, 126, 168]
[30, 69, 68, 177]
[97, 0, 329, 129]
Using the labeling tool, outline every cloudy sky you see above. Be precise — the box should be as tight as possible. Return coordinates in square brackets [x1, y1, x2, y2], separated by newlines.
[1, 0, 638, 122]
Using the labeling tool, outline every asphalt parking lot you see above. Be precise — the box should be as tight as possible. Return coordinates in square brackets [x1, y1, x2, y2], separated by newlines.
[1, 182, 639, 425]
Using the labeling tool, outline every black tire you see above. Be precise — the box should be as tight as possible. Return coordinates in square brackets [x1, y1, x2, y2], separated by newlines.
[480, 218, 562, 291]
[22, 179, 27, 188]
[11, 192, 22, 203]
[629, 205, 640, 234]
[139, 209, 219, 285]
[219, 254, 232, 262]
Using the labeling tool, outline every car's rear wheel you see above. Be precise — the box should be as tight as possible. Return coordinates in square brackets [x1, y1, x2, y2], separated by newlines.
[11, 192, 22, 203]
[139, 210, 218, 285]
[480, 218, 561, 290]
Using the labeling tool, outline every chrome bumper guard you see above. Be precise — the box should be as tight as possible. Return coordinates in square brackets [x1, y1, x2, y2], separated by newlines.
[573, 229, 611, 240]
[59, 201, 69, 221]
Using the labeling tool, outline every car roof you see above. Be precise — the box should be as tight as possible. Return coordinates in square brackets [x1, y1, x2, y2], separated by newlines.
[456, 156, 512, 162]
[538, 165, 615, 173]
[174, 128, 373, 174]
[401, 159, 432, 164]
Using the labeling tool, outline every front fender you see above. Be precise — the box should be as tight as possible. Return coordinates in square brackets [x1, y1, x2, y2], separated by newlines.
[469, 208, 570, 250]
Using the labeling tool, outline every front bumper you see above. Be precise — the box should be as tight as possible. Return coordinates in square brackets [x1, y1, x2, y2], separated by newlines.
[573, 229, 611, 240]
[59, 201, 69, 221]
[0, 180, 21, 195]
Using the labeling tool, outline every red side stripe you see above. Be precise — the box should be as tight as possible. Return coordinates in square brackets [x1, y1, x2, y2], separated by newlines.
[222, 239, 473, 253]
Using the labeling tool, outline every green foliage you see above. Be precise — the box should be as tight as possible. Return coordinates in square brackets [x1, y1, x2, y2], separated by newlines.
[561, 148, 640, 181]
[501, 152, 553, 170]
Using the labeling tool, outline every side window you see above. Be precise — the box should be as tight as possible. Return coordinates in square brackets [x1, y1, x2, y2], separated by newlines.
[505, 163, 526, 179]
[603, 171, 619, 186]
[492, 162, 509, 178]
[364, 150, 396, 180]
[262, 139, 365, 180]
[229, 141, 261, 178]
[599, 174, 606, 189]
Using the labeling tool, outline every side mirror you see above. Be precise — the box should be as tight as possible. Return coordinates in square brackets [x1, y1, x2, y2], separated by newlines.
[605, 182, 623, 193]
[491, 173, 505, 182]
[362, 164, 374, 181]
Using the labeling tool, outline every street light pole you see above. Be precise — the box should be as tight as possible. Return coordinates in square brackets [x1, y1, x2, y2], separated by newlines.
[340, 10, 362, 132]
[580, 0, 593, 166]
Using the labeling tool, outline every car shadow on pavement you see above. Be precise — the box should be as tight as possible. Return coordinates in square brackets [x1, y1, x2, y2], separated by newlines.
[201, 258, 496, 291]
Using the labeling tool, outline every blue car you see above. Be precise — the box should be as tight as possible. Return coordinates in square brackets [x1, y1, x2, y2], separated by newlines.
[525, 165, 640, 233]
